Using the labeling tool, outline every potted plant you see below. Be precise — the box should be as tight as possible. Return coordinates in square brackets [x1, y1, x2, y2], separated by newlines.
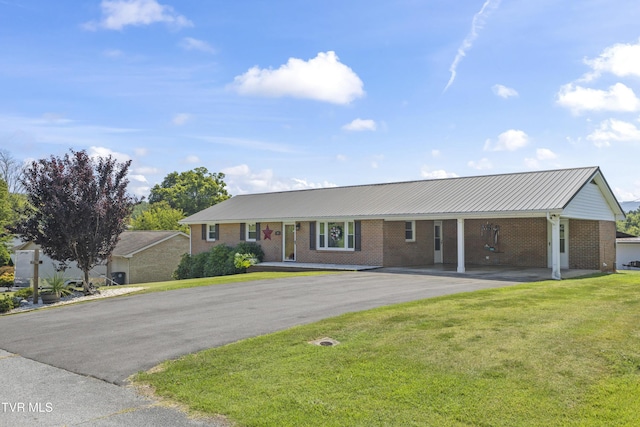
[40, 273, 74, 304]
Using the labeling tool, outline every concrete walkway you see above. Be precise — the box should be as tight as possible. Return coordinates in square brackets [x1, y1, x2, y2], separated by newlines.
[0, 270, 547, 425]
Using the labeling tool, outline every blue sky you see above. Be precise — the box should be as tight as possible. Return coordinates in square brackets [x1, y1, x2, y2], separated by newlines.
[1, 0, 640, 202]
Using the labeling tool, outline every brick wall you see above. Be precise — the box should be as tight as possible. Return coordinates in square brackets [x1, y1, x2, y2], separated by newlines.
[569, 219, 616, 271]
[599, 220, 616, 272]
[190, 223, 283, 262]
[382, 220, 432, 266]
[441, 218, 547, 267]
[463, 218, 548, 267]
[129, 235, 190, 283]
[297, 220, 385, 265]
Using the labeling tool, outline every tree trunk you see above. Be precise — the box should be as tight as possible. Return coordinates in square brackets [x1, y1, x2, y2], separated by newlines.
[82, 269, 99, 295]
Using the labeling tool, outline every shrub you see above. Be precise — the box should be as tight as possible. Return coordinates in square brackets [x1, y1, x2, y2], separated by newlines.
[234, 242, 265, 262]
[173, 253, 193, 280]
[204, 245, 236, 277]
[0, 272, 14, 288]
[173, 242, 266, 280]
[0, 295, 15, 313]
[234, 253, 258, 272]
[13, 287, 33, 299]
[187, 252, 207, 278]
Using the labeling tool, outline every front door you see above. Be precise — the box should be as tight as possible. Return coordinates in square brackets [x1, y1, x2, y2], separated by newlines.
[283, 223, 296, 261]
[434, 221, 443, 264]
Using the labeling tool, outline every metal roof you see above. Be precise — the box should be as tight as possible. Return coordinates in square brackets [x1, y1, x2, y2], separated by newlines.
[182, 167, 622, 223]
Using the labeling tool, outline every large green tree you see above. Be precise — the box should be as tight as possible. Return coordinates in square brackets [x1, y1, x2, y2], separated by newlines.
[14, 150, 136, 293]
[130, 201, 188, 233]
[149, 167, 230, 216]
[618, 208, 640, 236]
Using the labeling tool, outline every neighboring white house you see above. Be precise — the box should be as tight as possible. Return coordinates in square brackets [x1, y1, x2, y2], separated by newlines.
[617, 236, 640, 269]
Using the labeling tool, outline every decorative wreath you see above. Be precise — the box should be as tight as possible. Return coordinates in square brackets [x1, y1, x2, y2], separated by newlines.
[330, 225, 343, 242]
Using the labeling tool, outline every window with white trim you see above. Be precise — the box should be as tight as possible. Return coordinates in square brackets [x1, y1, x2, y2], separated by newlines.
[405, 221, 415, 242]
[318, 221, 355, 250]
[207, 224, 217, 241]
[246, 223, 257, 241]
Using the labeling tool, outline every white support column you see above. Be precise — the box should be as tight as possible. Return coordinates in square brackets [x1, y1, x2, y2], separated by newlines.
[548, 214, 561, 280]
[457, 218, 465, 273]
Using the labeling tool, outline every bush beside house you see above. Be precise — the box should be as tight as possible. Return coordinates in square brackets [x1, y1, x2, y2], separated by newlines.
[173, 242, 264, 279]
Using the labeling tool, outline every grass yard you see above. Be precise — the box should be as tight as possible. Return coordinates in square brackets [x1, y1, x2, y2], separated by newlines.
[123, 271, 338, 295]
[135, 271, 640, 427]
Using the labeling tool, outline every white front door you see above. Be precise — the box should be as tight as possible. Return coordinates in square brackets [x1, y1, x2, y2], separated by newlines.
[548, 219, 569, 269]
[434, 221, 443, 264]
[283, 223, 296, 261]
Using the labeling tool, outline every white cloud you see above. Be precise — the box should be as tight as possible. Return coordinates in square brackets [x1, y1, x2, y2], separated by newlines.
[492, 84, 518, 99]
[336, 154, 347, 162]
[614, 186, 640, 202]
[483, 129, 528, 151]
[444, 0, 501, 92]
[221, 164, 336, 194]
[524, 148, 558, 169]
[194, 135, 293, 153]
[179, 37, 216, 54]
[431, 149, 441, 157]
[84, 0, 192, 31]
[557, 83, 640, 114]
[129, 174, 148, 183]
[184, 155, 200, 164]
[583, 39, 640, 81]
[536, 148, 557, 160]
[134, 148, 149, 156]
[172, 113, 190, 126]
[88, 146, 131, 162]
[467, 158, 493, 170]
[420, 167, 459, 179]
[229, 51, 365, 105]
[587, 118, 640, 148]
[132, 165, 160, 175]
[342, 118, 377, 131]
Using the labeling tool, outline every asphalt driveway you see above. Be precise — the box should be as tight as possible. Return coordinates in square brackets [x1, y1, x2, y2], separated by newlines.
[0, 271, 520, 385]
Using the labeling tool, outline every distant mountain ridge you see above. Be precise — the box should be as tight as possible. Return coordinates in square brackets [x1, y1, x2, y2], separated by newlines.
[620, 201, 640, 213]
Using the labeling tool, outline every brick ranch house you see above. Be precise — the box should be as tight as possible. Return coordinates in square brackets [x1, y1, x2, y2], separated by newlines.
[180, 167, 624, 280]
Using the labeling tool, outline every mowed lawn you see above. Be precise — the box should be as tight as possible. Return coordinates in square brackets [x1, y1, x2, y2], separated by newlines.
[135, 271, 640, 427]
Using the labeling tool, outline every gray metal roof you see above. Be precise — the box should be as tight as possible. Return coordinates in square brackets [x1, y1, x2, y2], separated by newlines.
[182, 167, 621, 223]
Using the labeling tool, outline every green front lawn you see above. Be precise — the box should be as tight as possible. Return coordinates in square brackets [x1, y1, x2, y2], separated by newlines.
[125, 271, 338, 295]
[135, 271, 640, 426]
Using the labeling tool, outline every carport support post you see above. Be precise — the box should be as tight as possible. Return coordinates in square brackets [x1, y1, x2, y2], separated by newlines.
[548, 214, 562, 280]
[31, 249, 41, 304]
[457, 218, 465, 273]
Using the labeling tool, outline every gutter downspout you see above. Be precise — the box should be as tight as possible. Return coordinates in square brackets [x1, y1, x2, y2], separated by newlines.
[547, 212, 561, 280]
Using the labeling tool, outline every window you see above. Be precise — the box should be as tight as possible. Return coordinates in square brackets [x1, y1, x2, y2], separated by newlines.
[317, 220, 355, 250]
[207, 224, 217, 241]
[246, 223, 257, 241]
[405, 221, 415, 242]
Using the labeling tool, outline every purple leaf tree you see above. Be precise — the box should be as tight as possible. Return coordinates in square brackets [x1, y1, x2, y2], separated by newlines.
[14, 150, 136, 294]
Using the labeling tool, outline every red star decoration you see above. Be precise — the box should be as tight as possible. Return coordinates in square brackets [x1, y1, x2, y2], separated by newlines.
[262, 225, 273, 240]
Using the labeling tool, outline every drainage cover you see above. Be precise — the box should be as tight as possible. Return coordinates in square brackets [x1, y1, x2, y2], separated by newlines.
[309, 337, 340, 347]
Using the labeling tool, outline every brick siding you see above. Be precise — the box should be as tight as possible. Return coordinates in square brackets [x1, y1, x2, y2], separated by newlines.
[189, 217, 616, 271]
[128, 235, 189, 283]
[382, 220, 432, 267]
